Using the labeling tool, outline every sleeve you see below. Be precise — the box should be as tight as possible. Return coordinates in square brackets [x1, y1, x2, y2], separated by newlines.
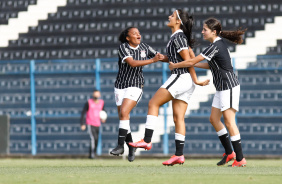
[145, 43, 158, 59]
[80, 102, 89, 125]
[201, 45, 219, 61]
[173, 36, 189, 53]
[118, 44, 132, 63]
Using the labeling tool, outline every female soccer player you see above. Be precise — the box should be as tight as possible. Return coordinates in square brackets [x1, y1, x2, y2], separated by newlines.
[130, 9, 209, 166]
[110, 27, 163, 162]
[169, 18, 247, 167]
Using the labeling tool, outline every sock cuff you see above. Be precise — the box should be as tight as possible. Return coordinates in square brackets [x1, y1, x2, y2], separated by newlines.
[217, 128, 228, 136]
[119, 120, 130, 130]
[145, 115, 157, 130]
[127, 126, 131, 133]
[231, 134, 241, 141]
[175, 133, 185, 141]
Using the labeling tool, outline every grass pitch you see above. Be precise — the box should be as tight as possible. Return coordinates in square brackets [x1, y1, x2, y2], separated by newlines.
[0, 158, 281, 184]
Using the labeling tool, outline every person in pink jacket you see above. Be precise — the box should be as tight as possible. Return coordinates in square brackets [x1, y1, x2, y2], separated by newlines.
[80, 90, 106, 159]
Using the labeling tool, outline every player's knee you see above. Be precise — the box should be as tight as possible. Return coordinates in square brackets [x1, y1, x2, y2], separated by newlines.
[173, 116, 178, 123]
[173, 114, 184, 124]
[209, 116, 215, 124]
[148, 99, 159, 109]
[120, 108, 129, 119]
[224, 119, 235, 129]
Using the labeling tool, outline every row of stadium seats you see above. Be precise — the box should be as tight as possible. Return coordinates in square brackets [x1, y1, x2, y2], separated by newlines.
[1, 0, 281, 59]
[2, 104, 281, 117]
[48, 5, 280, 20]
[10, 121, 281, 137]
[0, 0, 36, 25]
[1, 89, 281, 105]
[10, 139, 282, 155]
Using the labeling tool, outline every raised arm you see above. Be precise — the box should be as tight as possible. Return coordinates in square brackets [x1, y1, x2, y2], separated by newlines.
[178, 49, 209, 86]
[188, 49, 210, 69]
[194, 62, 210, 69]
[169, 54, 205, 70]
[186, 49, 209, 85]
[125, 53, 161, 67]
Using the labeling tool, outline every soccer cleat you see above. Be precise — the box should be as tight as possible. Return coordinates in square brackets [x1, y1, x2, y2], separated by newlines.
[217, 151, 236, 166]
[110, 145, 124, 156]
[230, 158, 247, 167]
[162, 155, 185, 166]
[129, 139, 152, 150]
[127, 146, 137, 162]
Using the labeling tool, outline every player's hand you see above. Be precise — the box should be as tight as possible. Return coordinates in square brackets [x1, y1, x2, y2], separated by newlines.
[101, 119, 106, 123]
[195, 79, 210, 86]
[152, 53, 162, 62]
[81, 125, 86, 131]
[158, 54, 165, 61]
[168, 62, 174, 70]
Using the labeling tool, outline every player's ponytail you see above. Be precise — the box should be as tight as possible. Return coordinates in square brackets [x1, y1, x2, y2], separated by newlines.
[176, 9, 195, 48]
[204, 18, 247, 44]
[119, 27, 136, 43]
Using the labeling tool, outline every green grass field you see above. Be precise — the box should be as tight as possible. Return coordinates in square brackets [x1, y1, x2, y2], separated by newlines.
[0, 158, 281, 184]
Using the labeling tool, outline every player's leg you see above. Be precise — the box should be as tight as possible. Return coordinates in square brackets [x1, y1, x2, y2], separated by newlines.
[93, 126, 99, 154]
[129, 88, 173, 149]
[125, 126, 137, 162]
[163, 99, 186, 166]
[210, 92, 235, 166]
[87, 125, 96, 158]
[110, 98, 137, 156]
[111, 87, 142, 156]
[116, 105, 136, 161]
[223, 108, 246, 167]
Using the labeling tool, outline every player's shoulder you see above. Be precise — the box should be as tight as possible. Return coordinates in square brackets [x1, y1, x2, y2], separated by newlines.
[173, 33, 187, 41]
[140, 42, 150, 48]
[119, 42, 129, 49]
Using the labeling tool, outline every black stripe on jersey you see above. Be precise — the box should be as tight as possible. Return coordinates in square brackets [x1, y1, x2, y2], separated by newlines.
[166, 74, 180, 90]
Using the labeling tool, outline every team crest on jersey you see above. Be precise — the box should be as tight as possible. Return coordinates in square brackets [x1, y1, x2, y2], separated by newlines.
[140, 50, 146, 58]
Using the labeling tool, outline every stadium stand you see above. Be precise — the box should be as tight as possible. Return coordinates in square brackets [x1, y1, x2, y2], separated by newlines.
[0, 0, 281, 156]
[0, 0, 37, 25]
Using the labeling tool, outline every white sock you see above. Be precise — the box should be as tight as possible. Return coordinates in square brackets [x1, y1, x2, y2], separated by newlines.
[231, 134, 241, 141]
[175, 133, 185, 141]
[119, 120, 130, 130]
[217, 128, 228, 136]
[145, 115, 157, 130]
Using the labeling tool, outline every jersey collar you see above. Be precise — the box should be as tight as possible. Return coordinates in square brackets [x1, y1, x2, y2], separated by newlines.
[127, 42, 140, 50]
[213, 36, 221, 43]
[171, 29, 183, 38]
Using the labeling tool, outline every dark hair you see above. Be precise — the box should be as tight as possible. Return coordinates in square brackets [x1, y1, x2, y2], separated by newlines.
[118, 27, 137, 43]
[204, 18, 247, 44]
[176, 9, 195, 48]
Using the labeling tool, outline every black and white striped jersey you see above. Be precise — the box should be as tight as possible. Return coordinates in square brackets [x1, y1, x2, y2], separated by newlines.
[201, 37, 240, 91]
[166, 29, 190, 75]
[115, 42, 157, 89]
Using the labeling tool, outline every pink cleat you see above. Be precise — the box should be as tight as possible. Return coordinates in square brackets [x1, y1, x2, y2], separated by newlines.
[162, 155, 185, 166]
[230, 158, 247, 167]
[217, 151, 236, 166]
[128, 139, 152, 150]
